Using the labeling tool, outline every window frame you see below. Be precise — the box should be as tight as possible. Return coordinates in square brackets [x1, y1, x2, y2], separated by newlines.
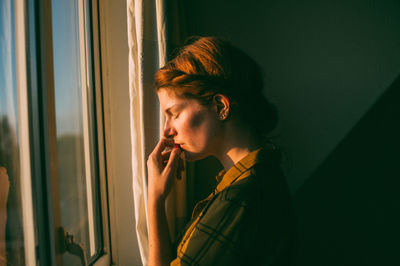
[23, 0, 111, 265]
[97, 0, 143, 264]
[89, 0, 112, 265]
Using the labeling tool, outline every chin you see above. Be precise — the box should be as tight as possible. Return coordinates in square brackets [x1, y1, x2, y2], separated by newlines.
[183, 150, 208, 162]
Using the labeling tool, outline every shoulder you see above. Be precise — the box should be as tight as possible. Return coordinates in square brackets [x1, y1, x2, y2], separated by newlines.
[215, 154, 286, 202]
[216, 177, 254, 209]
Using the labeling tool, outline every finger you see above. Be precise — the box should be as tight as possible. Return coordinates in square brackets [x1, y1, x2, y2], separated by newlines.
[165, 146, 182, 175]
[161, 149, 172, 159]
[151, 138, 174, 161]
[176, 157, 184, 180]
[161, 149, 172, 165]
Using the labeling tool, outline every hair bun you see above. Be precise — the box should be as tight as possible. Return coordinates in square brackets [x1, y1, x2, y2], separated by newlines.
[236, 93, 278, 136]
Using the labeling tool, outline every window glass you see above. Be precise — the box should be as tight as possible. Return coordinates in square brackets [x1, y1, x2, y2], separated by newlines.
[0, 0, 26, 265]
[51, 0, 101, 263]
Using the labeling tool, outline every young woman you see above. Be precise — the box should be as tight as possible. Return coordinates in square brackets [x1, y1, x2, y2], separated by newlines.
[147, 37, 296, 266]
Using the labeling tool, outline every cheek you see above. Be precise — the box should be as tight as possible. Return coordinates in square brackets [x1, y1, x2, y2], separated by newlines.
[181, 111, 211, 141]
[189, 110, 207, 129]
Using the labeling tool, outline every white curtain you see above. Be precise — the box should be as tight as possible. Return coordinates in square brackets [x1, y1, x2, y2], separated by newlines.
[126, 0, 186, 264]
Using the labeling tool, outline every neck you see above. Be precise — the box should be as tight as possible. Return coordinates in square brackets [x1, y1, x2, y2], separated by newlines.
[214, 122, 261, 170]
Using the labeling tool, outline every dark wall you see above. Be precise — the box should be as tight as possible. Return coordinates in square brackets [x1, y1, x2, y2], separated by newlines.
[183, 0, 400, 190]
[294, 76, 400, 265]
[183, 0, 400, 265]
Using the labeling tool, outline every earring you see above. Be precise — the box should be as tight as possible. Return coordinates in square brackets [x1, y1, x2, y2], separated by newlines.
[218, 112, 227, 120]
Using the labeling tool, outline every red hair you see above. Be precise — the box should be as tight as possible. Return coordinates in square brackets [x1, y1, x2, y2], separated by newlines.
[155, 36, 278, 137]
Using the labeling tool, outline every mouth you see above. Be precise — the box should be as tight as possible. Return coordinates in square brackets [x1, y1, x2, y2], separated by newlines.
[176, 143, 186, 151]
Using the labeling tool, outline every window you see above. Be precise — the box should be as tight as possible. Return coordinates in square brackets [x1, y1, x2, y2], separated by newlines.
[0, 1, 31, 265]
[51, 0, 103, 263]
[1, 0, 110, 265]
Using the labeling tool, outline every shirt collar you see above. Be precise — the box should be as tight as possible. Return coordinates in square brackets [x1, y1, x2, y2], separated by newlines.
[215, 148, 265, 193]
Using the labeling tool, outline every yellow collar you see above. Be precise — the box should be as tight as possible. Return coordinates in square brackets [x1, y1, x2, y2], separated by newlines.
[214, 148, 264, 193]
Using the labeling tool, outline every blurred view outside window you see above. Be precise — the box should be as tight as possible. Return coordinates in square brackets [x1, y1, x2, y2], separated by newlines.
[52, 0, 102, 264]
[0, 0, 26, 265]
[0, 0, 104, 264]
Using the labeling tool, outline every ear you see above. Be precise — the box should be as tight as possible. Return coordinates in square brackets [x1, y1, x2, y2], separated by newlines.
[212, 94, 230, 120]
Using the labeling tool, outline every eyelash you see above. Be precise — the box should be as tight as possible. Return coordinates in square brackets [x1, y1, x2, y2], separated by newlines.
[166, 112, 179, 120]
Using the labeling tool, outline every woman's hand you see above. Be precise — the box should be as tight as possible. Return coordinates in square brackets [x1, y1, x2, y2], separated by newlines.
[147, 139, 182, 265]
[147, 138, 182, 203]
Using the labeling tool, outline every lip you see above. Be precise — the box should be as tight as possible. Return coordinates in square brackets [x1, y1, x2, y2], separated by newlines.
[175, 143, 184, 150]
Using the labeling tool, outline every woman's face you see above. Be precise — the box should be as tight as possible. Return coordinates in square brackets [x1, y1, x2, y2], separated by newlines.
[157, 89, 220, 161]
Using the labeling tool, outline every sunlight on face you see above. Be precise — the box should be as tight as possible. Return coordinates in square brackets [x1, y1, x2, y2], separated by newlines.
[157, 89, 219, 161]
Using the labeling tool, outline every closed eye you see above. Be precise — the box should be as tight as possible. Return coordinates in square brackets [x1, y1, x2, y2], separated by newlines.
[165, 103, 185, 119]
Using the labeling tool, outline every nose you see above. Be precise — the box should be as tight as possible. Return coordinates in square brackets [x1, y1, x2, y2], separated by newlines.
[163, 119, 177, 138]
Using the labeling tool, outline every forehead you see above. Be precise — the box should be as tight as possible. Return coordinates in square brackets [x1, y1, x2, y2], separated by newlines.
[157, 89, 191, 110]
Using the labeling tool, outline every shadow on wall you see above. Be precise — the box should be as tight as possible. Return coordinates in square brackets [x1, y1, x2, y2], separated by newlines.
[294, 74, 400, 266]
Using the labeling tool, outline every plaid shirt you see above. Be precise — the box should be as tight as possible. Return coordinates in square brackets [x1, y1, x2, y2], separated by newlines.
[171, 148, 297, 266]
